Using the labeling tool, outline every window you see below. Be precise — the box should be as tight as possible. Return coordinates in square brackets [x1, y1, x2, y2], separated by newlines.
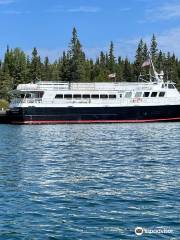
[91, 95, 99, 99]
[120, 94, 123, 98]
[125, 92, 132, 98]
[151, 92, 158, 97]
[143, 92, 150, 97]
[26, 93, 31, 98]
[168, 84, 175, 89]
[100, 94, 108, 99]
[36, 91, 44, 98]
[82, 94, 90, 99]
[109, 94, 116, 99]
[73, 94, 81, 99]
[135, 92, 142, 98]
[159, 92, 165, 97]
[162, 84, 165, 88]
[55, 94, 63, 99]
[64, 94, 72, 99]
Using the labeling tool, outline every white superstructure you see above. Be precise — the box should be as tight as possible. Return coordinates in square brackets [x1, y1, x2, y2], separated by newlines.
[10, 78, 180, 109]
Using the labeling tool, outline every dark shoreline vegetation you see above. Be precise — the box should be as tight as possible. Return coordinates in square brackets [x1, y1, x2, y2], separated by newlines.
[0, 27, 180, 109]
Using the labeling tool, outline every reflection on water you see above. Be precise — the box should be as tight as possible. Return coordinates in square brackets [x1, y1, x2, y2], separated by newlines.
[0, 123, 180, 239]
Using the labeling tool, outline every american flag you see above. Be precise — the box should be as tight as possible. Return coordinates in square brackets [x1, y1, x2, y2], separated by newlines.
[142, 59, 151, 67]
[108, 73, 116, 78]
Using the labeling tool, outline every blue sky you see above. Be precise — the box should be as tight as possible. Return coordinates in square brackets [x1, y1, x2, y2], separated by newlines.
[0, 0, 180, 61]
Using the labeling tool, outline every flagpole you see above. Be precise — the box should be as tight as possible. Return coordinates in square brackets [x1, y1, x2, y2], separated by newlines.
[148, 51, 159, 82]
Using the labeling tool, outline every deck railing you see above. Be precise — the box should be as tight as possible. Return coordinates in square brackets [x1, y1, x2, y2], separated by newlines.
[10, 97, 180, 106]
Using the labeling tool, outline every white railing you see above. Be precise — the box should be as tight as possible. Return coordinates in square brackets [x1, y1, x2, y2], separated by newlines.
[11, 98, 43, 104]
[11, 97, 180, 106]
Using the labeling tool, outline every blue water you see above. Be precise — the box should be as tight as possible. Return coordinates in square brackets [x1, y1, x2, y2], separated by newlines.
[0, 123, 180, 240]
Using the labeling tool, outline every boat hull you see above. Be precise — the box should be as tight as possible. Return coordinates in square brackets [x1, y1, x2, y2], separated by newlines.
[7, 105, 180, 124]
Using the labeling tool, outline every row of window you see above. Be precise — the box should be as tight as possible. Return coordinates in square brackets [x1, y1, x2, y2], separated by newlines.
[162, 84, 175, 89]
[55, 91, 166, 100]
[134, 91, 165, 98]
[55, 94, 117, 99]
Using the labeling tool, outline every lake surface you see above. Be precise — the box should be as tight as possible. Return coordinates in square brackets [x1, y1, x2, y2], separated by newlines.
[0, 123, 179, 239]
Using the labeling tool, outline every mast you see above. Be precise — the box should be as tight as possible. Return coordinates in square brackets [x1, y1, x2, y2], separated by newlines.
[148, 52, 162, 82]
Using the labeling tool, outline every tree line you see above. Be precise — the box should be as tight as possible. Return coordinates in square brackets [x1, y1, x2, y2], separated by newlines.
[1, 27, 180, 100]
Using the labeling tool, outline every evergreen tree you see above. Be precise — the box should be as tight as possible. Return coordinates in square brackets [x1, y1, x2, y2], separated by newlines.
[99, 51, 106, 67]
[150, 34, 158, 64]
[42, 56, 52, 80]
[142, 43, 149, 60]
[30, 47, 42, 81]
[134, 39, 144, 79]
[170, 54, 178, 82]
[50, 60, 59, 81]
[164, 52, 172, 80]
[68, 27, 86, 82]
[116, 56, 123, 81]
[123, 57, 132, 81]
[1, 27, 180, 98]
[11, 48, 27, 86]
[0, 71, 13, 99]
[156, 50, 164, 72]
[108, 41, 116, 73]
[2, 47, 27, 89]
[59, 51, 71, 81]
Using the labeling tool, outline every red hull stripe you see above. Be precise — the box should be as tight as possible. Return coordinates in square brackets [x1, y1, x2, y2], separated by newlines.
[12, 117, 180, 124]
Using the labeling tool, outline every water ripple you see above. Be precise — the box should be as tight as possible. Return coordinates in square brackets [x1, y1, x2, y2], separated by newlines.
[0, 123, 180, 239]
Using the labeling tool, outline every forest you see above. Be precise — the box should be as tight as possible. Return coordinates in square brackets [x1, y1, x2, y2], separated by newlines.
[0, 27, 180, 103]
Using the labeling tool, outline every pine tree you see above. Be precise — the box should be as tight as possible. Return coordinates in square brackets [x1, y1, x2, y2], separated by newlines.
[3, 46, 14, 75]
[0, 71, 13, 99]
[0, 28, 180, 95]
[30, 47, 42, 81]
[142, 43, 148, 60]
[68, 27, 86, 82]
[150, 34, 158, 65]
[156, 50, 164, 72]
[2, 47, 27, 89]
[99, 51, 106, 67]
[123, 57, 132, 81]
[51, 60, 59, 81]
[134, 39, 144, 79]
[170, 54, 178, 82]
[116, 56, 123, 81]
[11, 48, 27, 86]
[84, 59, 94, 82]
[108, 41, 116, 73]
[42, 56, 52, 81]
[59, 51, 71, 81]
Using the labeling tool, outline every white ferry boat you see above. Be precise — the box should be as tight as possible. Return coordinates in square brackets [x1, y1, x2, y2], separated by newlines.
[8, 60, 180, 124]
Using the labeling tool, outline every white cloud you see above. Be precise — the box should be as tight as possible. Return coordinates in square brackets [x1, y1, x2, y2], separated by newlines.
[0, 10, 30, 14]
[115, 28, 180, 60]
[67, 6, 100, 13]
[46, 5, 100, 14]
[146, 2, 180, 21]
[157, 28, 180, 55]
[119, 7, 131, 12]
[0, 0, 14, 4]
